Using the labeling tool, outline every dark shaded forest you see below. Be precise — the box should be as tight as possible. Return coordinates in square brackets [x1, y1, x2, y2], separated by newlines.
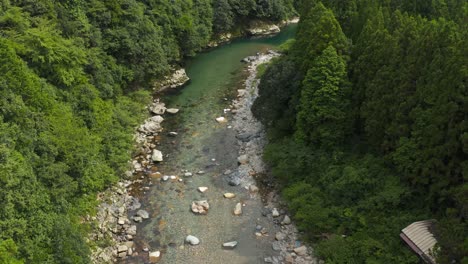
[0, 0, 297, 263]
[253, 0, 466, 263]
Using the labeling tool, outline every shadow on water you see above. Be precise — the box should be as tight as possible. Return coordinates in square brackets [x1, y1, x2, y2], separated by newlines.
[122, 24, 296, 264]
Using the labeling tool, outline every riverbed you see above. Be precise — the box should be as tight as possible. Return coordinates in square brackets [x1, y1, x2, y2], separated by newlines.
[123, 25, 299, 264]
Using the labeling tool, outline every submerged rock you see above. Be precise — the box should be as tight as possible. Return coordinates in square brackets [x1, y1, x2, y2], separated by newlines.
[136, 210, 149, 219]
[191, 200, 210, 214]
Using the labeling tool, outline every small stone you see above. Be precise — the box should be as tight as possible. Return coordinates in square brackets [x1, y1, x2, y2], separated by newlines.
[198, 187, 208, 193]
[191, 200, 210, 214]
[168, 132, 178, 137]
[184, 172, 193, 177]
[133, 216, 142, 223]
[149, 251, 161, 263]
[152, 150, 163, 162]
[275, 232, 286, 241]
[228, 177, 240, 186]
[222, 241, 238, 249]
[285, 254, 294, 263]
[264, 257, 273, 263]
[136, 210, 149, 219]
[162, 175, 169, 181]
[185, 235, 200, 245]
[170, 175, 177, 180]
[178, 178, 183, 182]
[272, 208, 280, 217]
[127, 225, 137, 235]
[282, 215, 291, 225]
[196, 171, 205, 174]
[125, 241, 134, 248]
[234, 203, 242, 215]
[216, 117, 227, 123]
[118, 245, 128, 253]
[255, 225, 263, 231]
[237, 154, 249, 164]
[249, 185, 259, 193]
[166, 108, 179, 114]
[294, 245, 307, 256]
[118, 251, 127, 258]
[223, 193, 236, 198]
[272, 241, 281, 251]
[118, 218, 125, 225]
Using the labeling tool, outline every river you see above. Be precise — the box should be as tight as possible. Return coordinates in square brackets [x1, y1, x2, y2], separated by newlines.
[124, 25, 297, 264]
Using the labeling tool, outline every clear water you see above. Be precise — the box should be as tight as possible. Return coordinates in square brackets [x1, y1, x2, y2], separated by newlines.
[124, 25, 296, 264]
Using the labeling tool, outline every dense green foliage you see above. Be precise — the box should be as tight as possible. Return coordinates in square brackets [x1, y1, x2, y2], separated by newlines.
[253, 1, 467, 263]
[0, 0, 297, 263]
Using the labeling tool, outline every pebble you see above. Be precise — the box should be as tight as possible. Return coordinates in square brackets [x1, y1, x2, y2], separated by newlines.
[294, 245, 307, 256]
[249, 185, 259, 193]
[282, 215, 291, 225]
[149, 251, 161, 263]
[198, 187, 208, 193]
[136, 210, 149, 219]
[117, 245, 128, 253]
[222, 241, 238, 249]
[233, 203, 242, 215]
[275, 232, 286, 241]
[216, 117, 227, 123]
[272, 241, 281, 251]
[272, 208, 280, 217]
[223, 193, 236, 198]
[185, 235, 200, 245]
[184, 172, 193, 177]
[162, 175, 169, 181]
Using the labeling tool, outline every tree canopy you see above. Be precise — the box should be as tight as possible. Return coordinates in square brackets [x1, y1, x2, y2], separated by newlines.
[253, 0, 467, 262]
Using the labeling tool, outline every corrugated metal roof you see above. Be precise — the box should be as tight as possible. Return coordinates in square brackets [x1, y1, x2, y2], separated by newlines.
[401, 220, 438, 264]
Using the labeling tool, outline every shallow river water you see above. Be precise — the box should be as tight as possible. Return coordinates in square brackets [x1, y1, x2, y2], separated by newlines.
[124, 25, 296, 264]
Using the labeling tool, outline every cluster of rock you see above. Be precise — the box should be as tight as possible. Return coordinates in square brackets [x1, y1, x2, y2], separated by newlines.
[89, 181, 148, 262]
[247, 24, 281, 36]
[230, 52, 318, 264]
[153, 68, 190, 92]
[90, 83, 183, 263]
[207, 18, 299, 49]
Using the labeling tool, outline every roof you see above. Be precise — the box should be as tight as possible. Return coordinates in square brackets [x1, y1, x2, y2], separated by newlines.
[400, 220, 438, 264]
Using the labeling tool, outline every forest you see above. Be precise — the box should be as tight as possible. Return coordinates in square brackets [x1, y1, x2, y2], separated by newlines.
[0, 0, 297, 263]
[253, 0, 467, 263]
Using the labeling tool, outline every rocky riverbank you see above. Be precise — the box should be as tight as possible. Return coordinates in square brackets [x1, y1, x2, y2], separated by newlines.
[89, 97, 180, 263]
[207, 17, 299, 48]
[229, 52, 319, 264]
